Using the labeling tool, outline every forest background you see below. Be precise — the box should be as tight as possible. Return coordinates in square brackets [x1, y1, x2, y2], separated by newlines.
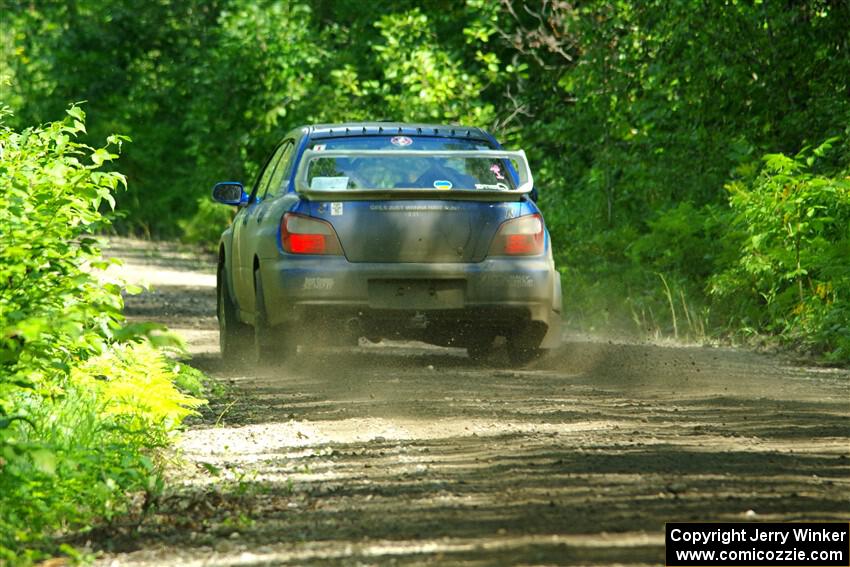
[2, 1, 849, 560]
[4, 0, 850, 358]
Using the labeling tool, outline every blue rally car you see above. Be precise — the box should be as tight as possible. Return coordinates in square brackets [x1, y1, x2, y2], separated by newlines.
[212, 123, 562, 365]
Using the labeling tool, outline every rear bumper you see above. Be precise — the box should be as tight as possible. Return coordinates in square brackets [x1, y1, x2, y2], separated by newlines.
[259, 255, 561, 344]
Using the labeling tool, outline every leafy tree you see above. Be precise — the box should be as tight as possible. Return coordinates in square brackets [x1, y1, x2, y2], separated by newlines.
[712, 140, 850, 356]
[4, 0, 850, 354]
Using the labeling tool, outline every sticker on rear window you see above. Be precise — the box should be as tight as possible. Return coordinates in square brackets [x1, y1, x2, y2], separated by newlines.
[390, 136, 413, 146]
[331, 202, 343, 216]
[433, 180, 453, 190]
[311, 176, 348, 190]
[475, 182, 510, 191]
[490, 164, 505, 180]
[313, 144, 326, 151]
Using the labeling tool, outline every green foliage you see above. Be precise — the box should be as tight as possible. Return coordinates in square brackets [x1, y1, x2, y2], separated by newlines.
[0, 106, 205, 562]
[0, 104, 128, 395]
[712, 141, 850, 357]
[179, 197, 235, 249]
[373, 7, 495, 125]
[4, 0, 850, 358]
[171, 362, 209, 399]
[1, 343, 202, 563]
[499, 0, 850, 355]
[72, 343, 205, 430]
[629, 203, 719, 283]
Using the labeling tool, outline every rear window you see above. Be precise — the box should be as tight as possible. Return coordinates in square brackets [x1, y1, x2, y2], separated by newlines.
[305, 136, 517, 191]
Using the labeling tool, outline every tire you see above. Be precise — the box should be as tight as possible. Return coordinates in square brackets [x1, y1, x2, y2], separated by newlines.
[253, 268, 295, 365]
[217, 265, 252, 363]
[466, 333, 496, 364]
[507, 345, 543, 366]
[506, 321, 547, 366]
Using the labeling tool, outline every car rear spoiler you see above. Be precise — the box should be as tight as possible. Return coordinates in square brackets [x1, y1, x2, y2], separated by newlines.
[293, 149, 534, 201]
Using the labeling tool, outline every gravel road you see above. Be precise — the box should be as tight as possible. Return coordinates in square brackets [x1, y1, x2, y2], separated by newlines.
[91, 238, 850, 566]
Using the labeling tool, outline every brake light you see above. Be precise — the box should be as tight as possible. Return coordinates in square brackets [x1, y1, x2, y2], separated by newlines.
[280, 213, 343, 255]
[489, 214, 545, 256]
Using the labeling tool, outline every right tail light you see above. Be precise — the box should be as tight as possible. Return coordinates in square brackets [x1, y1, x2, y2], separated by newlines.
[488, 213, 545, 256]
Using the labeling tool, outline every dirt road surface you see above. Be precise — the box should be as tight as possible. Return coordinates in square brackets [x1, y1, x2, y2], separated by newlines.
[92, 238, 849, 566]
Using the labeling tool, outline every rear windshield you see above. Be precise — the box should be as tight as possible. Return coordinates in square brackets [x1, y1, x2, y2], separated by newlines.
[306, 136, 516, 191]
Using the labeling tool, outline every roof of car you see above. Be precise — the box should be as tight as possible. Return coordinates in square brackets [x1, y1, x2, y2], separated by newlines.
[305, 122, 492, 140]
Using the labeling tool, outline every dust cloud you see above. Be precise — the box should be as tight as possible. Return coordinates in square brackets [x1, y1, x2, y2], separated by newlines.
[90, 239, 849, 566]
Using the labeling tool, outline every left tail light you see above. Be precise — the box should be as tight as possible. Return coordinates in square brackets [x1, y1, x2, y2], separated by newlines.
[488, 213, 545, 256]
[280, 213, 343, 255]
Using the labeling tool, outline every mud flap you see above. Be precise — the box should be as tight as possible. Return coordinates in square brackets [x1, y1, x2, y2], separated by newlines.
[541, 312, 562, 349]
[541, 270, 563, 349]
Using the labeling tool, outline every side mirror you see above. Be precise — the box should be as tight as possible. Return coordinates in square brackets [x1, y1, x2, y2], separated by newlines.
[212, 181, 248, 206]
[529, 187, 539, 203]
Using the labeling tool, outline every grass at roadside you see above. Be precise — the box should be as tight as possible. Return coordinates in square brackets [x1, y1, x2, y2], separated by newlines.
[0, 344, 208, 564]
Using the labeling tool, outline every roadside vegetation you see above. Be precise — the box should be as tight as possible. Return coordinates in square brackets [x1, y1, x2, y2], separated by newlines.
[0, 104, 205, 563]
[4, 1, 849, 359]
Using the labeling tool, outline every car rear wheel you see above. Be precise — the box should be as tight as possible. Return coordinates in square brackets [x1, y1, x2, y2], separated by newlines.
[253, 268, 295, 365]
[506, 321, 547, 366]
[218, 266, 252, 363]
[466, 333, 496, 364]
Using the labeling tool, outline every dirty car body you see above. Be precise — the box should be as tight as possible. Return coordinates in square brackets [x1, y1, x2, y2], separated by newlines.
[213, 123, 562, 364]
